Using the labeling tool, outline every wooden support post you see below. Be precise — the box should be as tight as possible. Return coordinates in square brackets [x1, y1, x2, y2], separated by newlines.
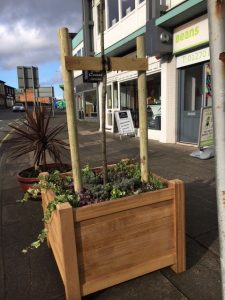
[58, 27, 82, 192]
[137, 35, 148, 182]
[100, 0, 108, 184]
[57, 203, 81, 300]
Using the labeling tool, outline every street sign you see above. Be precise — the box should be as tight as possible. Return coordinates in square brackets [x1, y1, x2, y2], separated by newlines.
[83, 70, 103, 82]
[17, 66, 39, 89]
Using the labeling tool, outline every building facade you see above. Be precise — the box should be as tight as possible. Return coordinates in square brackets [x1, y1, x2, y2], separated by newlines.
[15, 88, 54, 105]
[78, 0, 209, 144]
[0, 80, 16, 108]
[73, 30, 99, 120]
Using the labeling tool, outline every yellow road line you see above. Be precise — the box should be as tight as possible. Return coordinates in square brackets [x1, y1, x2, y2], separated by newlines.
[0, 130, 14, 147]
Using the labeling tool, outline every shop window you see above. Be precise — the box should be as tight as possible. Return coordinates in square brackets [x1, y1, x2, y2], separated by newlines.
[120, 80, 139, 127]
[97, 3, 106, 34]
[146, 73, 161, 130]
[107, 85, 112, 109]
[184, 65, 203, 112]
[84, 90, 98, 118]
[113, 82, 119, 108]
[107, 1, 119, 28]
[76, 49, 82, 56]
[121, 0, 135, 18]
[204, 63, 212, 107]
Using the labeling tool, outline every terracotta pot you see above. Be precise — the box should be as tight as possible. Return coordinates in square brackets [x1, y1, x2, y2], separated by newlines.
[17, 163, 71, 193]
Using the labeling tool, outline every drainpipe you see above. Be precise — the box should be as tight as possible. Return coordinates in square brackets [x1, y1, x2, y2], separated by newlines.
[207, 1, 225, 297]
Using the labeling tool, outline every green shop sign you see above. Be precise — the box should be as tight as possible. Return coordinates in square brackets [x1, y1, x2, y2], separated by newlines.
[173, 14, 209, 54]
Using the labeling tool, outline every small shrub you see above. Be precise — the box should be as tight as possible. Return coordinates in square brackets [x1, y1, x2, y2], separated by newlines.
[22, 160, 167, 252]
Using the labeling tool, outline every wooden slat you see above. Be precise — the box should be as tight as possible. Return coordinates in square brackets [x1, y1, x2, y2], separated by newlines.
[65, 56, 102, 71]
[76, 201, 175, 293]
[79, 217, 174, 273]
[77, 214, 174, 263]
[81, 253, 176, 296]
[109, 57, 148, 71]
[74, 187, 174, 222]
[65, 56, 148, 71]
[170, 179, 186, 273]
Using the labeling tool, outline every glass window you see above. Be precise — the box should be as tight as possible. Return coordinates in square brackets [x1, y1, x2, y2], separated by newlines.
[97, 3, 106, 34]
[113, 82, 119, 108]
[204, 63, 212, 107]
[76, 49, 82, 56]
[120, 80, 139, 127]
[108, 1, 119, 27]
[121, 0, 135, 17]
[146, 73, 161, 130]
[84, 90, 98, 118]
[184, 65, 203, 111]
[139, 0, 145, 3]
[107, 85, 112, 108]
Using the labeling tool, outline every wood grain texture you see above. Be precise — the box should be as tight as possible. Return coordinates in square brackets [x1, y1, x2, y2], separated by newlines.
[57, 203, 81, 300]
[109, 57, 148, 71]
[170, 180, 186, 273]
[41, 176, 186, 299]
[65, 56, 148, 71]
[65, 56, 102, 71]
[75, 199, 175, 295]
[74, 187, 174, 222]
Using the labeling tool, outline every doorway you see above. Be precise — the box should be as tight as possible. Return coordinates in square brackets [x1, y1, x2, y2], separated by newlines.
[179, 64, 204, 143]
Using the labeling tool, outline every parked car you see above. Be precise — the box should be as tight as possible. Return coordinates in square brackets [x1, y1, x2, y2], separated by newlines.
[12, 103, 25, 112]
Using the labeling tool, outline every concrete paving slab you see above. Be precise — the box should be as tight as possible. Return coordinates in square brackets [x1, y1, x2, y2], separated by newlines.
[196, 229, 220, 257]
[162, 237, 222, 300]
[83, 271, 188, 300]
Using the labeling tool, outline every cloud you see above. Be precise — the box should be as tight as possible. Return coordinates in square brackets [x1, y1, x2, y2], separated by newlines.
[0, 0, 82, 70]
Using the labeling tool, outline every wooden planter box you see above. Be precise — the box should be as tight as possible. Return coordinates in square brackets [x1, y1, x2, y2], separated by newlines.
[41, 177, 186, 300]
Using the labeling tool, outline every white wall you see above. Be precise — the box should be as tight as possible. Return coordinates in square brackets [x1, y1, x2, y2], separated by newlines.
[72, 41, 84, 79]
[170, 0, 186, 8]
[160, 56, 177, 143]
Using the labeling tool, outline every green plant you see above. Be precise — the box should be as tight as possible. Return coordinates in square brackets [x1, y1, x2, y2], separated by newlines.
[21, 162, 167, 253]
[8, 105, 69, 173]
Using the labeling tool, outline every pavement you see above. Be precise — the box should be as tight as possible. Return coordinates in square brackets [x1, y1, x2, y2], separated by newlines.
[0, 111, 221, 300]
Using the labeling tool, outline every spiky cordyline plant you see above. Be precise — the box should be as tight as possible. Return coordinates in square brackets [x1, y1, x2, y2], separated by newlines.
[8, 105, 69, 171]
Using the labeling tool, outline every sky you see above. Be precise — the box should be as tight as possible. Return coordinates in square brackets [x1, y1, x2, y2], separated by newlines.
[0, 0, 82, 99]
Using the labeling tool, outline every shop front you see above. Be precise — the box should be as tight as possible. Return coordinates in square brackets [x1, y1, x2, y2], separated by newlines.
[174, 14, 210, 144]
[105, 56, 162, 139]
[74, 75, 99, 120]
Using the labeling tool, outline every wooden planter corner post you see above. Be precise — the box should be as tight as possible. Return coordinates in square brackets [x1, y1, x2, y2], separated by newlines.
[137, 36, 148, 182]
[58, 27, 82, 192]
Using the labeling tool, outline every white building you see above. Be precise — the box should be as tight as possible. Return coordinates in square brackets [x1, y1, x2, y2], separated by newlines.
[74, 0, 209, 144]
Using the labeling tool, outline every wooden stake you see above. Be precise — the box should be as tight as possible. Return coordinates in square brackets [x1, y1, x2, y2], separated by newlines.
[100, 0, 108, 184]
[58, 27, 82, 192]
[137, 36, 149, 182]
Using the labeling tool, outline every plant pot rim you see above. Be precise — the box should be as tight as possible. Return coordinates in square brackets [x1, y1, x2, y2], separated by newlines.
[17, 163, 72, 179]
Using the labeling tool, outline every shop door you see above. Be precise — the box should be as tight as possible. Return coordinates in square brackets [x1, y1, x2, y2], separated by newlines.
[179, 64, 204, 143]
[106, 82, 119, 131]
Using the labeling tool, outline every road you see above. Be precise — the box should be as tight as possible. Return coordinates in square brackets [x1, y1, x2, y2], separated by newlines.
[0, 109, 24, 144]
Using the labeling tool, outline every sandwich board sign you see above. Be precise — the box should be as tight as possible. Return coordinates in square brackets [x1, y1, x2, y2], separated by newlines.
[115, 110, 135, 136]
[190, 106, 214, 159]
[198, 106, 214, 148]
